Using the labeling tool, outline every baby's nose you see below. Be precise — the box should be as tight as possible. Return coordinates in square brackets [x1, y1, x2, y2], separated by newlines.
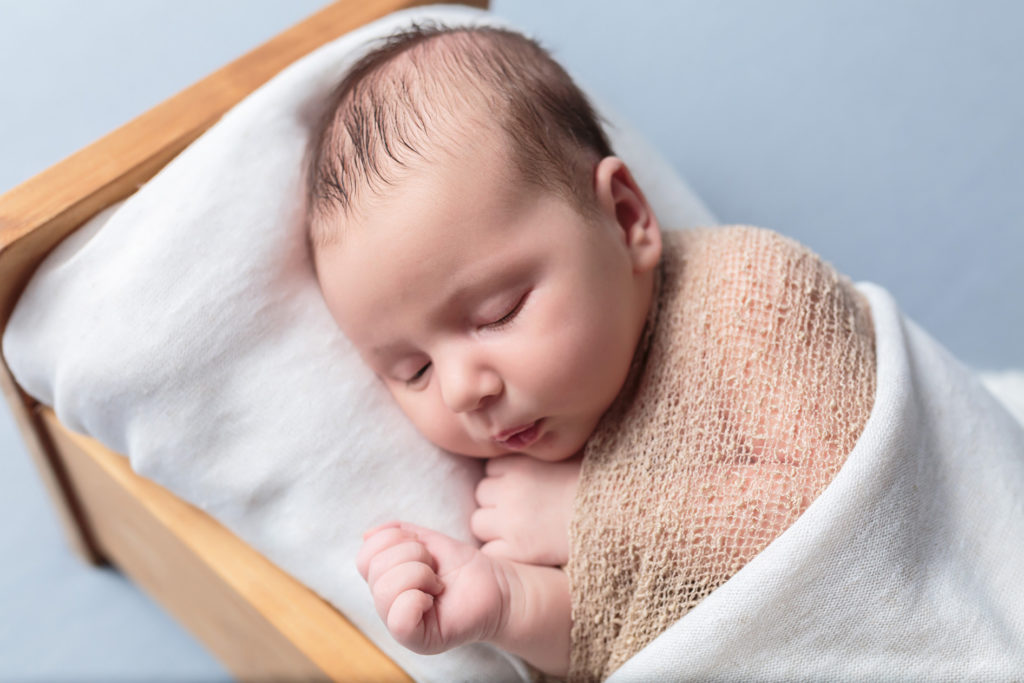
[440, 363, 503, 414]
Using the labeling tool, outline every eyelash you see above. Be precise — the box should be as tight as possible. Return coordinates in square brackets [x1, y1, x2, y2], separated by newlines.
[403, 292, 528, 387]
[406, 362, 431, 386]
[482, 292, 528, 331]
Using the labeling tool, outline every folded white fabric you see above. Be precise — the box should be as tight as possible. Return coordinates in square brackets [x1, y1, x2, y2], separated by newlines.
[2, 5, 713, 681]
[610, 284, 1024, 682]
[981, 369, 1024, 426]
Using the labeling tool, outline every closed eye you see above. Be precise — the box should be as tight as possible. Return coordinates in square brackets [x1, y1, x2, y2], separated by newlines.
[406, 362, 431, 386]
[482, 291, 528, 331]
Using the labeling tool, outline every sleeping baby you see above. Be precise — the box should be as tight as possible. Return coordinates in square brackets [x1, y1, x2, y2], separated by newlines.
[306, 24, 875, 680]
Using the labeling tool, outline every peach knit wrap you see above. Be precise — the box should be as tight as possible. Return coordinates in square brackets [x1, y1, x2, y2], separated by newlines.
[567, 226, 877, 681]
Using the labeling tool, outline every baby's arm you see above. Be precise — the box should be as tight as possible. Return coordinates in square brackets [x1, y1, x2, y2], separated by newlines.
[471, 454, 582, 566]
[357, 522, 570, 676]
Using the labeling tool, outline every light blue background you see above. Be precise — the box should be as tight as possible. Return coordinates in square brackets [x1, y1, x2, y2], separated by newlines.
[1, 1, 1021, 679]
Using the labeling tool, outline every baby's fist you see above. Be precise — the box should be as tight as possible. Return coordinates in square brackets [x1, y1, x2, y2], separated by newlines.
[357, 522, 509, 655]
[357, 523, 444, 644]
[471, 454, 581, 566]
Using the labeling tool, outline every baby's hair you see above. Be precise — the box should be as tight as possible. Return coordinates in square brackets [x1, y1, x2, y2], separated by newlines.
[306, 22, 614, 248]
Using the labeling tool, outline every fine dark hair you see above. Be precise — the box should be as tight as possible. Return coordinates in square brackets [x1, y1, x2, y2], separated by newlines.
[306, 23, 614, 248]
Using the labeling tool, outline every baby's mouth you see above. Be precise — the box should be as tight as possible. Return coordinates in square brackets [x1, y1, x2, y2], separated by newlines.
[493, 419, 543, 450]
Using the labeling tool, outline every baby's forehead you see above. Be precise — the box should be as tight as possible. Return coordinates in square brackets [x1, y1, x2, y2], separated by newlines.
[349, 125, 518, 216]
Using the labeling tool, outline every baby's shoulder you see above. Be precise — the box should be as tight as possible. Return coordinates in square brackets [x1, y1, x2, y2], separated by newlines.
[659, 226, 848, 348]
[663, 225, 822, 303]
[664, 225, 814, 275]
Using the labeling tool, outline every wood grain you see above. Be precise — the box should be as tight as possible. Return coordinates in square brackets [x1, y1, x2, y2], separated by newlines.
[41, 408, 412, 682]
[0, 365, 104, 565]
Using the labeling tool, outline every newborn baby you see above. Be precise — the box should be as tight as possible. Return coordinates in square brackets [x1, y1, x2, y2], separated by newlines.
[307, 24, 875, 680]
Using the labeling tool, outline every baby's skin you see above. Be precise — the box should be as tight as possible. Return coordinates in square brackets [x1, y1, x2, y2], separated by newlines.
[316, 106, 662, 675]
[472, 454, 583, 566]
[357, 455, 582, 675]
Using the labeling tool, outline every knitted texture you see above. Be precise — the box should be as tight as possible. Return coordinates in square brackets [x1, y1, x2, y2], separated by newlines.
[567, 226, 877, 681]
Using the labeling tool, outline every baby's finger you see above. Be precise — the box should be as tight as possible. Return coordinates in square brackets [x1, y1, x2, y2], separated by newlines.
[394, 522, 480, 573]
[483, 457, 508, 477]
[363, 520, 403, 539]
[473, 476, 502, 507]
[372, 562, 444, 624]
[469, 506, 501, 542]
[387, 589, 435, 652]
[367, 540, 437, 587]
[480, 539, 515, 559]
[356, 525, 417, 579]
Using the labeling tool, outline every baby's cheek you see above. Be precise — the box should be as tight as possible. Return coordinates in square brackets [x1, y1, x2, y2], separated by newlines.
[410, 400, 493, 458]
[547, 318, 626, 401]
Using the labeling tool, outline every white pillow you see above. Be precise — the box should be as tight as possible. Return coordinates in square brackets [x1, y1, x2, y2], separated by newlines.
[3, 5, 714, 681]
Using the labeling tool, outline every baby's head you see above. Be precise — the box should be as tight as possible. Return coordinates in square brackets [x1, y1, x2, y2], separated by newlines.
[308, 24, 661, 462]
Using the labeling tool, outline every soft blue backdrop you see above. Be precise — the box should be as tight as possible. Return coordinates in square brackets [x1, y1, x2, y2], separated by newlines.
[1, 1, 1021, 679]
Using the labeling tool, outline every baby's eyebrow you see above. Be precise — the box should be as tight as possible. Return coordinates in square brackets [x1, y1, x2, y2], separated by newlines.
[367, 263, 530, 359]
[370, 340, 404, 357]
[436, 279, 489, 312]
[430, 267, 519, 320]
[365, 277, 499, 358]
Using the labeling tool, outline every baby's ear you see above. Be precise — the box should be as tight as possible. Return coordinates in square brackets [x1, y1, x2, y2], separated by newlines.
[594, 156, 662, 274]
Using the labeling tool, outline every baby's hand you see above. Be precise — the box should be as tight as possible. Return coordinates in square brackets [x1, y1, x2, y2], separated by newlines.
[356, 522, 509, 655]
[471, 454, 581, 566]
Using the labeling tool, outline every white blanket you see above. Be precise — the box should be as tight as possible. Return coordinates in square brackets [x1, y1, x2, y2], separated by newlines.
[6, 4, 1022, 680]
[1, 5, 713, 681]
[610, 283, 1024, 681]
